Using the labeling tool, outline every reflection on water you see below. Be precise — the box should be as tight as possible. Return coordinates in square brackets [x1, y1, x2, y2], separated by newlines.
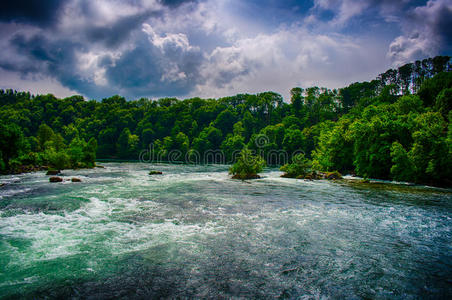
[0, 163, 451, 298]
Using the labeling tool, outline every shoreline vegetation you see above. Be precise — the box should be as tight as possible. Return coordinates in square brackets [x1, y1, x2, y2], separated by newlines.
[0, 56, 451, 187]
[0, 122, 97, 175]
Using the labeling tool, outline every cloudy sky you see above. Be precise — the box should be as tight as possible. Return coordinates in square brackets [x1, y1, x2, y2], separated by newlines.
[0, 0, 451, 100]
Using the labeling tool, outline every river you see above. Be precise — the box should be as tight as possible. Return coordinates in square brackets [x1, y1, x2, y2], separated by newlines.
[0, 163, 451, 298]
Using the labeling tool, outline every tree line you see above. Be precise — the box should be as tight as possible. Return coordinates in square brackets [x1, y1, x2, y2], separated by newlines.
[0, 56, 451, 186]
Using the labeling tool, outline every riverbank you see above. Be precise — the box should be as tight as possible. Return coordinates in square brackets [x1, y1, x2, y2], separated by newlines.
[2, 161, 451, 189]
[0, 164, 97, 176]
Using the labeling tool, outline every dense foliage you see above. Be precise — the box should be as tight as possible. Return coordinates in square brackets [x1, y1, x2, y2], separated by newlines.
[280, 153, 311, 178]
[0, 56, 451, 186]
[229, 148, 265, 179]
[0, 122, 97, 173]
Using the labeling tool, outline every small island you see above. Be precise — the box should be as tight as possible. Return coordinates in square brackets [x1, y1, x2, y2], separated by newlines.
[280, 153, 342, 180]
[149, 170, 163, 175]
[229, 148, 265, 180]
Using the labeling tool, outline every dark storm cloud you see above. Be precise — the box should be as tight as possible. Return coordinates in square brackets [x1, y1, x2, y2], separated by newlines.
[2, 24, 204, 99]
[2, 32, 116, 98]
[7, 33, 87, 88]
[1, 33, 82, 82]
[388, 0, 452, 64]
[0, 0, 68, 26]
[413, 1, 452, 46]
[84, 11, 157, 48]
[106, 31, 204, 98]
[0, 0, 206, 98]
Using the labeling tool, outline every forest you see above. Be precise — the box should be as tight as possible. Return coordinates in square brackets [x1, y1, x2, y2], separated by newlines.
[0, 56, 451, 186]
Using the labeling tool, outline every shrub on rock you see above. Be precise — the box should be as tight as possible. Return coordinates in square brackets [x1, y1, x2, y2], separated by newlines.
[325, 171, 342, 180]
[149, 170, 163, 175]
[280, 153, 311, 178]
[229, 148, 265, 180]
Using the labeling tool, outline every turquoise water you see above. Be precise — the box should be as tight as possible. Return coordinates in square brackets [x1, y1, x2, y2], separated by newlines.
[0, 163, 451, 298]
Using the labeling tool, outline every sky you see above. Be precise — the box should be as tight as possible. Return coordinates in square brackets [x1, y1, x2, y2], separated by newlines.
[0, 0, 451, 101]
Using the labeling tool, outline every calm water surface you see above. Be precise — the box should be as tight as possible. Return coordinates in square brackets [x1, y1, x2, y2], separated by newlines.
[0, 163, 451, 299]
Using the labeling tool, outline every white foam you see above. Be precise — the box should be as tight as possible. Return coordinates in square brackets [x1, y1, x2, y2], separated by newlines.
[0, 187, 32, 198]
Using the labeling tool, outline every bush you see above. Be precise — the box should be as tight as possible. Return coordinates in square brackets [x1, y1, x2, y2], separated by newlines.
[8, 159, 22, 172]
[325, 171, 343, 179]
[229, 148, 265, 179]
[49, 151, 71, 170]
[280, 153, 311, 178]
[18, 152, 41, 166]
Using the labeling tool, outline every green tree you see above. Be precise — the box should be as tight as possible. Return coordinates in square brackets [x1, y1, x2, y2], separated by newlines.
[98, 128, 117, 157]
[312, 118, 353, 172]
[282, 128, 305, 156]
[394, 95, 424, 115]
[83, 137, 98, 167]
[408, 112, 450, 183]
[117, 128, 131, 159]
[290, 87, 303, 116]
[37, 123, 55, 150]
[69, 136, 86, 166]
[62, 124, 79, 142]
[350, 105, 401, 179]
[173, 132, 190, 157]
[221, 134, 245, 163]
[0, 123, 25, 171]
[53, 133, 66, 152]
[435, 88, 452, 118]
[214, 109, 237, 134]
[141, 127, 155, 149]
[229, 148, 265, 179]
[0, 55, 450, 185]
[418, 72, 452, 106]
[49, 151, 71, 170]
[117, 128, 139, 159]
[390, 142, 414, 182]
[233, 121, 245, 136]
[192, 126, 223, 156]
[242, 111, 258, 140]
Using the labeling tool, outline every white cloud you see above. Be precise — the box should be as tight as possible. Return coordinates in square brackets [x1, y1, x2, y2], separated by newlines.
[76, 50, 121, 86]
[387, 34, 435, 66]
[195, 26, 388, 100]
[141, 23, 200, 84]
[143, 23, 194, 52]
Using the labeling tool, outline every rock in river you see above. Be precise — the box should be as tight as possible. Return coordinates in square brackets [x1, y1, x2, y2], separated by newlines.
[49, 177, 63, 183]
